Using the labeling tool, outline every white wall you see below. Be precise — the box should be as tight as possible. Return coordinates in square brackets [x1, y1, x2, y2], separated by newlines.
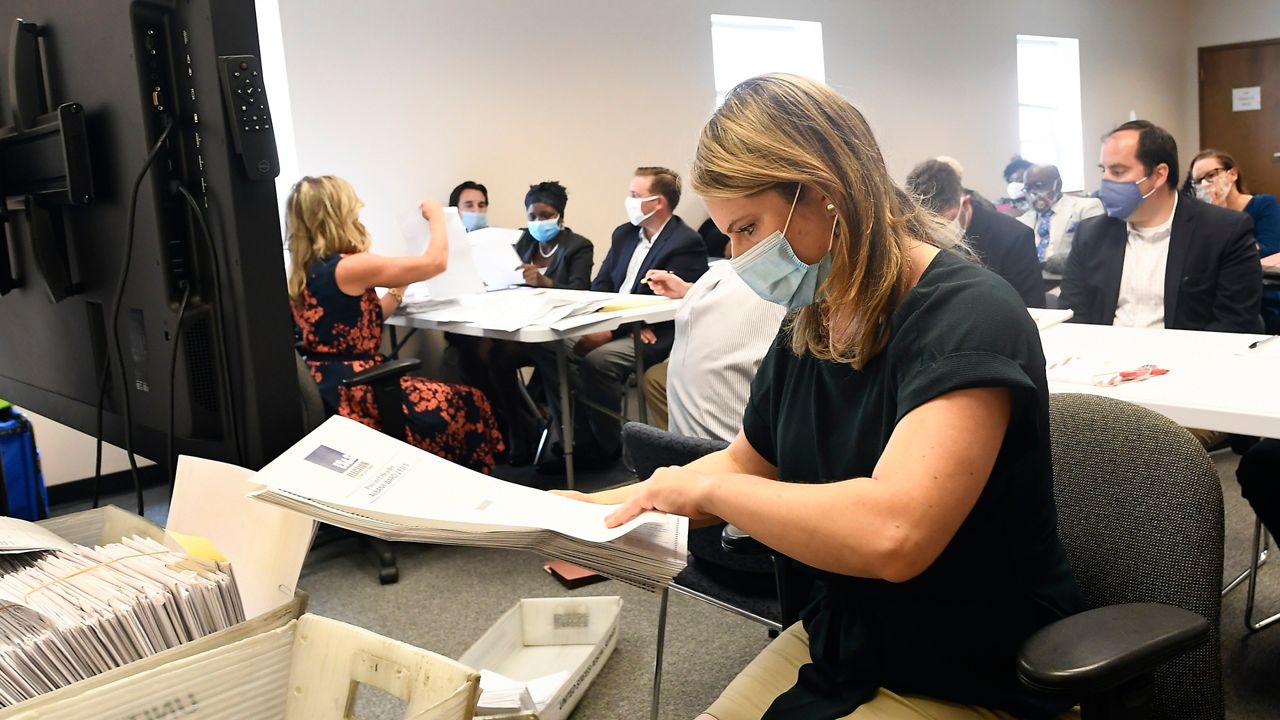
[20, 409, 153, 487]
[1184, 0, 1280, 152]
[276, 0, 1196, 265]
[35, 1, 1279, 483]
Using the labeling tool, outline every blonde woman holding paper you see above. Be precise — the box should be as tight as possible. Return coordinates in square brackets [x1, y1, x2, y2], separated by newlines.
[287, 175, 504, 473]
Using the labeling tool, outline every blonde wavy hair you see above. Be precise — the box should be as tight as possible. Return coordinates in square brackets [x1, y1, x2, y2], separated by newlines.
[286, 175, 371, 302]
[691, 74, 961, 369]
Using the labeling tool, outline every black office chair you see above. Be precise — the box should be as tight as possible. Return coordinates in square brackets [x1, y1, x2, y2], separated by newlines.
[620, 423, 786, 625]
[295, 350, 422, 585]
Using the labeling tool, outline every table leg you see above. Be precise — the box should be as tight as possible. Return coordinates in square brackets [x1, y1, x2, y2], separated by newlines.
[633, 330, 648, 425]
[557, 344, 575, 491]
[651, 587, 669, 720]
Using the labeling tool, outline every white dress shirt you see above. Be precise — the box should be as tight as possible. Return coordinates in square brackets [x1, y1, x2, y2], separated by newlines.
[619, 217, 670, 294]
[667, 263, 788, 443]
[1113, 194, 1177, 329]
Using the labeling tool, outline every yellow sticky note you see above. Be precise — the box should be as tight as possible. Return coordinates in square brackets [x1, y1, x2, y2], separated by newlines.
[599, 296, 669, 312]
[166, 530, 228, 562]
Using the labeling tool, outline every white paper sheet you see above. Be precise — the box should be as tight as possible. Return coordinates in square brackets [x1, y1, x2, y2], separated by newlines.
[396, 207, 485, 299]
[469, 230, 527, 290]
[166, 457, 314, 620]
[254, 416, 667, 543]
[1028, 308, 1073, 331]
[0, 519, 75, 555]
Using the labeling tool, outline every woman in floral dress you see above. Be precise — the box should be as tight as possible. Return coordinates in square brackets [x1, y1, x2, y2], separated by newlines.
[287, 175, 504, 472]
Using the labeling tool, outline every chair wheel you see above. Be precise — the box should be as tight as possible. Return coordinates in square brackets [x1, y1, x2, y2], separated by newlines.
[379, 566, 399, 585]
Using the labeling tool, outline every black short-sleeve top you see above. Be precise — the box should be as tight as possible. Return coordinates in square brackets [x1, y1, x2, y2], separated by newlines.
[743, 249, 1083, 719]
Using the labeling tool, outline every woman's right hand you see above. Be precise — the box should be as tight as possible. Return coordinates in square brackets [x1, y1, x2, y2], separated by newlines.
[518, 263, 550, 287]
[419, 197, 444, 223]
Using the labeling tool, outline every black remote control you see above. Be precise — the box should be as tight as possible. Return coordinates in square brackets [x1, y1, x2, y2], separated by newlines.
[217, 54, 279, 180]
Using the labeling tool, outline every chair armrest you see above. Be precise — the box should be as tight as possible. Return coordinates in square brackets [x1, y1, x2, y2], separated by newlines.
[1017, 602, 1208, 695]
[340, 358, 422, 387]
[722, 524, 769, 554]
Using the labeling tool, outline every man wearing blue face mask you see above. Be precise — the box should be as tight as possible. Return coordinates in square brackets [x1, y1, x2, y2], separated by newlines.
[449, 180, 490, 231]
[531, 166, 707, 470]
[1059, 120, 1261, 334]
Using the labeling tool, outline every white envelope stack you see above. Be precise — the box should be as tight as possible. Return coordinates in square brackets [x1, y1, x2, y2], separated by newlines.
[0, 534, 244, 707]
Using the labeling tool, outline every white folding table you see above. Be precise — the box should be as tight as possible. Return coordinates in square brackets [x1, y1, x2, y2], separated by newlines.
[385, 288, 680, 489]
[1040, 322, 1280, 630]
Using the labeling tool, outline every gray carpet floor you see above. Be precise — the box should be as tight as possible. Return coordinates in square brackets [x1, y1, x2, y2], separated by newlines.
[61, 448, 1280, 719]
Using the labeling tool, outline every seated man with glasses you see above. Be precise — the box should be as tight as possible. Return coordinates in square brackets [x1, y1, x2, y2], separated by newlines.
[1017, 164, 1104, 274]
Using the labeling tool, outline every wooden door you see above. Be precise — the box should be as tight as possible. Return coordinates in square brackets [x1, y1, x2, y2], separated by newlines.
[1199, 39, 1280, 195]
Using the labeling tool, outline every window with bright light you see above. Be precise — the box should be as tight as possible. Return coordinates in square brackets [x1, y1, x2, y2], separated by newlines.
[710, 15, 824, 107]
[1016, 35, 1084, 191]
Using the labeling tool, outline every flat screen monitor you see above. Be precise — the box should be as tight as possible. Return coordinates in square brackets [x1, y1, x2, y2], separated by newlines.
[0, 0, 303, 471]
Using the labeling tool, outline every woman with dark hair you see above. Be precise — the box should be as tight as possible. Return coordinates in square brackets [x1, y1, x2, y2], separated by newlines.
[513, 181, 595, 290]
[1189, 149, 1280, 330]
[995, 155, 1032, 216]
[449, 180, 489, 231]
[453, 181, 595, 465]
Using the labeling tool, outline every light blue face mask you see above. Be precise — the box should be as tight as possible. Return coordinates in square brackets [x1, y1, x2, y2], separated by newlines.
[729, 185, 835, 310]
[527, 218, 561, 243]
[461, 211, 488, 231]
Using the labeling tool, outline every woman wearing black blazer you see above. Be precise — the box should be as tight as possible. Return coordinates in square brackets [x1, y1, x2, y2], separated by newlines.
[513, 228, 594, 289]
[460, 182, 594, 465]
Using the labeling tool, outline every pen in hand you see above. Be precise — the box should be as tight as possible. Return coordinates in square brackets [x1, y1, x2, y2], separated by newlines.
[1247, 335, 1278, 350]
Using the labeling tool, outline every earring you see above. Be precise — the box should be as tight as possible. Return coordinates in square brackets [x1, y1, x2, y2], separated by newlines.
[826, 202, 836, 214]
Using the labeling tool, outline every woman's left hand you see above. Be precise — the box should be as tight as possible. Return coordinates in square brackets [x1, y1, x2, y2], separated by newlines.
[604, 466, 717, 527]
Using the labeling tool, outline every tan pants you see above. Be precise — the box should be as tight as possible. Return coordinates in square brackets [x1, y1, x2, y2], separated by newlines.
[643, 359, 669, 431]
[704, 623, 1079, 720]
[1187, 427, 1229, 451]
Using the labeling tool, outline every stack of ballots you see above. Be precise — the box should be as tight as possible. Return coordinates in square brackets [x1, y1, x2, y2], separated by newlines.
[0, 520, 243, 707]
[250, 415, 688, 591]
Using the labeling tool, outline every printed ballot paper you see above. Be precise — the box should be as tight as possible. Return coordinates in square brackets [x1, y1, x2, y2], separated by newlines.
[249, 416, 688, 590]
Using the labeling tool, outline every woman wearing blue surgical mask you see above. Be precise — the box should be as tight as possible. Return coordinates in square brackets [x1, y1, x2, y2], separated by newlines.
[556, 74, 1083, 720]
[515, 181, 594, 290]
[454, 181, 594, 465]
[449, 180, 490, 231]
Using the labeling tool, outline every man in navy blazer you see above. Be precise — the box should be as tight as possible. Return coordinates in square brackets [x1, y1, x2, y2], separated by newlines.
[1060, 120, 1261, 333]
[535, 167, 708, 465]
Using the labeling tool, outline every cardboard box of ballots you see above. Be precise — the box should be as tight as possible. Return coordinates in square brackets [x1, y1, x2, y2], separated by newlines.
[0, 456, 314, 716]
[0, 614, 481, 720]
[460, 596, 622, 720]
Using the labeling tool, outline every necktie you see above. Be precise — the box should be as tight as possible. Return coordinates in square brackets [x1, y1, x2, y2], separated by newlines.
[1036, 210, 1054, 261]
